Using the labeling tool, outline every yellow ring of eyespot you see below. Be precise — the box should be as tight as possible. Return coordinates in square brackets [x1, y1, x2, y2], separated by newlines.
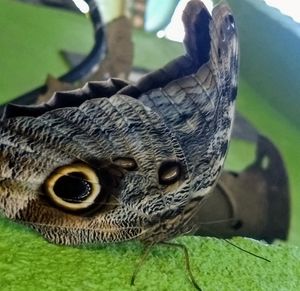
[45, 163, 101, 211]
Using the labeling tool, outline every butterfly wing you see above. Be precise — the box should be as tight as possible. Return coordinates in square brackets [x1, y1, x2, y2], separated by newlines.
[0, 0, 238, 244]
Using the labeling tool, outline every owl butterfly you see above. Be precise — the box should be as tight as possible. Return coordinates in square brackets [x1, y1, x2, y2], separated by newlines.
[0, 0, 238, 252]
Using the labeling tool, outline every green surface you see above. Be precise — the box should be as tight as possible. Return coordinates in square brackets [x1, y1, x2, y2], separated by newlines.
[1, 218, 299, 291]
[0, 1, 299, 291]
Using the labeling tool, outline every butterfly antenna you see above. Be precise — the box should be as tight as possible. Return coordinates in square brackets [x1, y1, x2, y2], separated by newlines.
[223, 239, 271, 262]
[160, 242, 202, 291]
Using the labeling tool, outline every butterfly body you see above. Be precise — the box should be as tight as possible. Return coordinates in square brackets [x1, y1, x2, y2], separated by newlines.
[0, 0, 238, 245]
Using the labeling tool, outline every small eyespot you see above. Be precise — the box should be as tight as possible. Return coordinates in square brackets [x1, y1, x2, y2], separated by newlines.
[44, 163, 101, 212]
[158, 160, 182, 185]
[112, 157, 137, 171]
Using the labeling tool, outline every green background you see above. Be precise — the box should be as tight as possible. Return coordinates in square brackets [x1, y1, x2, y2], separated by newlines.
[0, 0, 299, 290]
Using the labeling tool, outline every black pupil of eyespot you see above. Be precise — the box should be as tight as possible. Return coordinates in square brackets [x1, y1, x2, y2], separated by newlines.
[53, 172, 91, 203]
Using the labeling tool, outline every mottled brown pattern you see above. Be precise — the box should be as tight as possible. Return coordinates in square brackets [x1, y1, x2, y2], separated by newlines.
[0, 0, 238, 245]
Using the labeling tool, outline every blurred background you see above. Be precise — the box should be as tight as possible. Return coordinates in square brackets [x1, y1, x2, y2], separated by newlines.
[0, 0, 299, 245]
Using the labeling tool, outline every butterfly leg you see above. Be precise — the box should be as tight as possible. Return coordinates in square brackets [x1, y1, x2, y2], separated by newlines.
[160, 242, 202, 291]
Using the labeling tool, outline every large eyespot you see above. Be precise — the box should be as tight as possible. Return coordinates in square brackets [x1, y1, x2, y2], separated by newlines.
[44, 163, 101, 211]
